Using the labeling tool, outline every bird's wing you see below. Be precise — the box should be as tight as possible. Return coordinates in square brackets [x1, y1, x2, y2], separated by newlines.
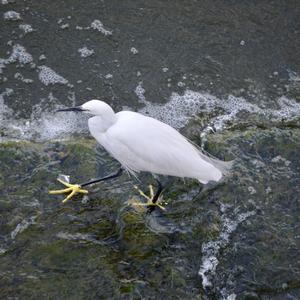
[106, 112, 222, 182]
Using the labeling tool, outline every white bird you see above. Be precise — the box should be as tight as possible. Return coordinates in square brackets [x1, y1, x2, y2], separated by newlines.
[49, 100, 232, 209]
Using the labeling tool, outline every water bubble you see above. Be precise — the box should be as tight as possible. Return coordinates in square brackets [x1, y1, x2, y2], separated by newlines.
[130, 47, 138, 54]
[38, 65, 68, 86]
[19, 24, 34, 34]
[135, 82, 146, 102]
[4, 10, 21, 21]
[60, 23, 69, 29]
[198, 208, 255, 289]
[14, 72, 34, 83]
[38, 54, 46, 61]
[7, 44, 33, 65]
[78, 46, 94, 58]
[105, 73, 113, 79]
[90, 19, 112, 36]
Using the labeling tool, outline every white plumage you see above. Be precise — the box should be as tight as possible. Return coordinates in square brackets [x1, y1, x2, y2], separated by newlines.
[82, 100, 231, 184]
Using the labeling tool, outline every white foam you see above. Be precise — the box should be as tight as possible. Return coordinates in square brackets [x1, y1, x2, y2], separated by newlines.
[9, 44, 33, 64]
[38, 65, 68, 86]
[60, 23, 69, 29]
[105, 73, 113, 79]
[198, 206, 255, 288]
[138, 89, 300, 131]
[4, 10, 21, 20]
[78, 46, 94, 58]
[130, 47, 138, 54]
[135, 82, 146, 102]
[0, 44, 33, 74]
[1, 44, 34, 74]
[90, 19, 112, 36]
[177, 81, 185, 87]
[0, 90, 88, 142]
[14, 72, 33, 83]
[19, 24, 34, 34]
[139, 90, 216, 129]
[36, 110, 88, 140]
[39, 54, 46, 61]
[1, 86, 300, 142]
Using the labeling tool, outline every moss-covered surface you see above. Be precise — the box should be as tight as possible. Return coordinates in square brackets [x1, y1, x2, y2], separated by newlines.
[0, 129, 299, 299]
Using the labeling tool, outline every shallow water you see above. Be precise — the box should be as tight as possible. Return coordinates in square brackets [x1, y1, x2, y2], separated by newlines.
[1, 1, 300, 299]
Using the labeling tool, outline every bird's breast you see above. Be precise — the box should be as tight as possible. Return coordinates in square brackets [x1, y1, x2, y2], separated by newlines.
[88, 117, 105, 144]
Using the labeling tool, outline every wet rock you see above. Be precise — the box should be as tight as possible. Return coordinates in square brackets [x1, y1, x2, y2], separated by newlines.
[242, 291, 259, 300]
[0, 126, 300, 298]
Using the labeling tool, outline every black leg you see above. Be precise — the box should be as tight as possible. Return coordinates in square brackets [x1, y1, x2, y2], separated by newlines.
[152, 179, 164, 203]
[80, 168, 123, 187]
[147, 179, 164, 213]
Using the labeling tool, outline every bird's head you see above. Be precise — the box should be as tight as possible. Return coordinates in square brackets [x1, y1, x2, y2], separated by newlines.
[57, 99, 115, 117]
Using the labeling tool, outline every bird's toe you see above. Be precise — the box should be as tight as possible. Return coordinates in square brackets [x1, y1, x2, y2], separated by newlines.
[49, 181, 88, 203]
[129, 190, 167, 212]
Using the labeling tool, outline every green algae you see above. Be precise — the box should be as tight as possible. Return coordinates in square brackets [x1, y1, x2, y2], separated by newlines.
[0, 128, 300, 298]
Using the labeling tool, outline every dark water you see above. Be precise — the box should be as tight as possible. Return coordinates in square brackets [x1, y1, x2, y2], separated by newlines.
[1, 1, 300, 299]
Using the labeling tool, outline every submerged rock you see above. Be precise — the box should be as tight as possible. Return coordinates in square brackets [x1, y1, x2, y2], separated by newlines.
[0, 127, 299, 298]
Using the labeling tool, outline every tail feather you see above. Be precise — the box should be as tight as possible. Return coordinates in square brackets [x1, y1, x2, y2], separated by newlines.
[201, 154, 234, 178]
[187, 138, 234, 182]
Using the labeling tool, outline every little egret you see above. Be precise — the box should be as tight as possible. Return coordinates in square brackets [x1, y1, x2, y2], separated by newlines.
[49, 100, 232, 210]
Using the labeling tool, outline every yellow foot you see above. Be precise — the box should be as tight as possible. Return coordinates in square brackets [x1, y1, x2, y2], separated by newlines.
[49, 179, 88, 203]
[130, 184, 166, 211]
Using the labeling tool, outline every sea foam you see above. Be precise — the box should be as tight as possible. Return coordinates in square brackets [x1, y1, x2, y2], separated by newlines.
[38, 65, 68, 86]
[1, 86, 300, 142]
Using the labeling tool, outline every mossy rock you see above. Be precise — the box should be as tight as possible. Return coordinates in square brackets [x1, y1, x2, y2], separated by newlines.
[0, 128, 300, 299]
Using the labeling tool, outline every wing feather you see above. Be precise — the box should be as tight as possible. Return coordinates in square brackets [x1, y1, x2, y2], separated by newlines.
[104, 111, 224, 183]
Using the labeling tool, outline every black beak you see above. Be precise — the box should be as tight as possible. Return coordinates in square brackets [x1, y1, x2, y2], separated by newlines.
[56, 106, 85, 113]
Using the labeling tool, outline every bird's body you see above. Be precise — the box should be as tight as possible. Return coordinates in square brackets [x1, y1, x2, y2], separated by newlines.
[50, 100, 232, 205]
[87, 101, 229, 184]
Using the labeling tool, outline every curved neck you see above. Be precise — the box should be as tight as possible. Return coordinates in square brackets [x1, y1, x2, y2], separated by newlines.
[101, 106, 117, 130]
[88, 112, 116, 134]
